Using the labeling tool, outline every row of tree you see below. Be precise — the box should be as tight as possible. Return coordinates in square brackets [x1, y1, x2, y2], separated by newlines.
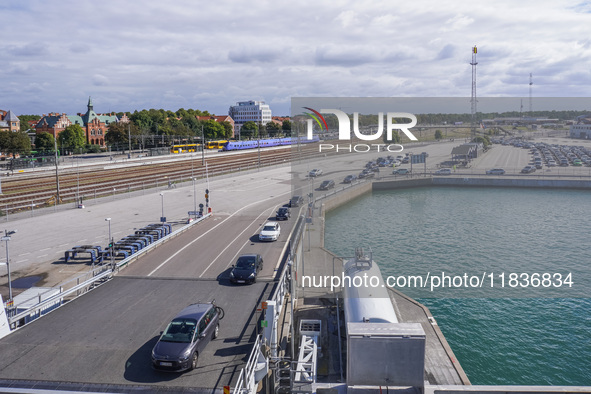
[0, 107, 295, 155]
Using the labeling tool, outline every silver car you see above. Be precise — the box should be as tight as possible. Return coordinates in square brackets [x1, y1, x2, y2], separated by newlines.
[151, 302, 222, 372]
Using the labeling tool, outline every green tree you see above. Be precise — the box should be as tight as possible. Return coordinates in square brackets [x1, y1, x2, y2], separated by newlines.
[59, 124, 86, 153]
[18, 115, 41, 132]
[240, 121, 258, 139]
[266, 121, 281, 137]
[472, 135, 491, 148]
[203, 120, 225, 140]
[106, 122, 141, 146]
[434, 130, 443, 140]
[220, 121, 234, 139]
[0, 131, 32, 156]
[282, 119, 292, 132]
[34, 132, 55, 151]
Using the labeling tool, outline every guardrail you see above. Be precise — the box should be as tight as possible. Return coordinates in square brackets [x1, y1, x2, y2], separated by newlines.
[5, 213, 212, 329]
[233, 335, 265, 394]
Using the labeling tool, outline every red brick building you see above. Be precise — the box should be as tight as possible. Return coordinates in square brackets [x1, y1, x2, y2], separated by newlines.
[35, 97, 128, 146]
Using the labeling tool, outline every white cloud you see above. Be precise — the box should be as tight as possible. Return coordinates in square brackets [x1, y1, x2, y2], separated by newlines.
[0, 0, 590, 116]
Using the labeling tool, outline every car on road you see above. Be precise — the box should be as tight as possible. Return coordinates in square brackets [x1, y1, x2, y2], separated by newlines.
[521, 166, 536, 173]
[289, 195, 304, 207]
[259, 221, 281, 241]
[275, 207, 291, 221]
[434, 168, 452, 175]
[358, 170, 375, 179]
[318, 180, 335, 190]
[343, 174, 357, 183]
[230, 254, 263, 284]
[486, 168, 506, 175]
[392, 168, 410, 175]
[151, 302, 221, 372]
[308, 169, 323, 177]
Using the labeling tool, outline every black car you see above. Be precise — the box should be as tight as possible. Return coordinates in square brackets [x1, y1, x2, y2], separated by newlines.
[276, 207, 291, 220]
[289, 195, 304, 207]
[230, 254, 263, 284]
[318, 180, 335, 190]
[343, 174, 357, 183]
[359, 170, 375, 179]
[151, 302, 222, 372]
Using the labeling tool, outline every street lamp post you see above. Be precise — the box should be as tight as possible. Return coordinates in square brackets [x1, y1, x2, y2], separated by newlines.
[192, 177, 197, 219]
[2, 229, 17, 302]
[105, 218, 113, 268]
[160, 192, 165, 222]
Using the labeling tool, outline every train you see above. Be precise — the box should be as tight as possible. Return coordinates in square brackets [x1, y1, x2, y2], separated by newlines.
[222, 136, 320, 151]
[171, 144, 200, 153]
[205, 140, 228, 149]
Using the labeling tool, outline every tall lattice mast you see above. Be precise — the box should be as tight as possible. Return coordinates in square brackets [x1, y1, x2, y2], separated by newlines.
[470, 45, 478, 134]
[529, 73, 533, 115]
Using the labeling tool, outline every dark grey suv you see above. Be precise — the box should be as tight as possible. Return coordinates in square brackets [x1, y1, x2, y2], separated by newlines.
[151, 302, 223, 372]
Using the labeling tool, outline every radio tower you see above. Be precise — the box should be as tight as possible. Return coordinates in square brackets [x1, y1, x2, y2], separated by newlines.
[529, 73, 533, 115]
[470, 46, 478, 135]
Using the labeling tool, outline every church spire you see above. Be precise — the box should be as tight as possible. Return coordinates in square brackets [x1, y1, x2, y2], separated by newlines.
[88, 96, 93, 112]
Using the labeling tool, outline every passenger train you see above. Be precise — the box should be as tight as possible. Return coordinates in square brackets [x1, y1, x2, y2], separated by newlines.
[222, 136, 320, 151]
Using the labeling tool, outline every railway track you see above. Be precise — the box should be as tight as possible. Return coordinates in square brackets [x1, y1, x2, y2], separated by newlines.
[0, 145, 324, 214]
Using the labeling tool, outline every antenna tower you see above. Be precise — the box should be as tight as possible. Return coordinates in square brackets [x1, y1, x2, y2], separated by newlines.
[470, 46, 478, 135]
[529, 73, 533, 115]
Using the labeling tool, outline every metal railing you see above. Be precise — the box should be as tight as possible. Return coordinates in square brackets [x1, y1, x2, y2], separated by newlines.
[233, 334, 265, 394]
[5, 213, 212, 328]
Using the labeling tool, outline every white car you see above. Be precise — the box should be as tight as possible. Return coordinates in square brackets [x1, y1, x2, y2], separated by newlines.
[259, 221, 281, 242]
[486, 168, 505, 175]
[434, 168, 452, 175]
[309, 169, 323, 177]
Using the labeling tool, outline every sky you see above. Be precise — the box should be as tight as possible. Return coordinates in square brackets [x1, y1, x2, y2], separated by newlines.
[1, 0, 591, 117]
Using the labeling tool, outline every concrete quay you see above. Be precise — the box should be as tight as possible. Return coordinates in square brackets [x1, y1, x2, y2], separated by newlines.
[292, 181, 470, 386]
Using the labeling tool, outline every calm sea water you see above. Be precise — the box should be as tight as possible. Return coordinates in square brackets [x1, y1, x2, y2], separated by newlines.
[325, 187, 591, 386]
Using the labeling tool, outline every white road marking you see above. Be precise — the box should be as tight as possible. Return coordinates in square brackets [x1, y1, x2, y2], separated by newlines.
[147, 192, 290, 277]
[201, 205, 278, 278]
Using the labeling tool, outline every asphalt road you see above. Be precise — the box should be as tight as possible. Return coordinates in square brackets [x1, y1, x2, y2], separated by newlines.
[0, 277, 273, 390]
[0, 165, 296, 391]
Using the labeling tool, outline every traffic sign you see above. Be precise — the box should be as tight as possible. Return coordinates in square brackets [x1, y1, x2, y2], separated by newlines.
[188, 211, 199, 216]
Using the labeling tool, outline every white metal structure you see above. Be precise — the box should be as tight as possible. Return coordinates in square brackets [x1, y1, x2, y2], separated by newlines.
[342, 248, 398, 324]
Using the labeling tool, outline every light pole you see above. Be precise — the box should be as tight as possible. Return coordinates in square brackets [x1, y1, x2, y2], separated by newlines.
[160, 192, 165, 222]
[192, 177, 197, 219]
[2, 229, 17, 302]
[105, 218, 113, 267]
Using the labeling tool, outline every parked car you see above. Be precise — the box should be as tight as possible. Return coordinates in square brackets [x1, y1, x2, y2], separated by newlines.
[434, 168, 452, 175]
[358, 170, 375, 179]
[275, 207, 291, 221]
[486, 168, 506, 175]
[308, 169, 323, 177]
[318, 180, 335, 190]
[151, 302, 221, 372]
[259, 221, 281, 241]
[289, 195, 304, 207]
[343, 174, 357, 183]
[230, 254, 263, 284]
[392, 168, 410, 175]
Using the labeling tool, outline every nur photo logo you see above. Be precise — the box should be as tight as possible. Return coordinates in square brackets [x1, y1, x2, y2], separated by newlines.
[303, 107, 419, 153]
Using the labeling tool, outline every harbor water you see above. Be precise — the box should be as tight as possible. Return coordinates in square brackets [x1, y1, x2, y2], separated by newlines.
[324, 187, 591, 386]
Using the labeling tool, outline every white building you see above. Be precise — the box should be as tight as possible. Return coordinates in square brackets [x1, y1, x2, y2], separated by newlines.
[228, 100, 272, 137]
[570, 123, 591, 139]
